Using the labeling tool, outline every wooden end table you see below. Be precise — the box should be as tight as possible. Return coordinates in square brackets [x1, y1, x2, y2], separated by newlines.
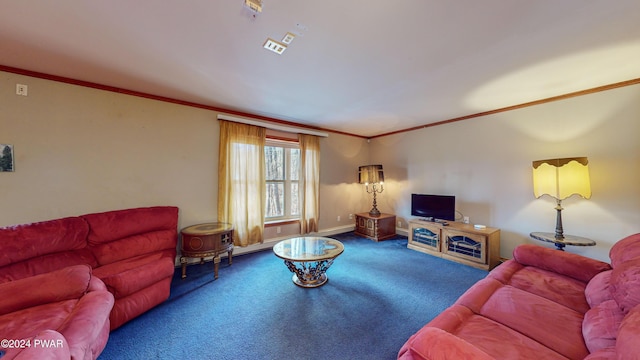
[354, 212, 396, 241]
[180, 222, 234, 279]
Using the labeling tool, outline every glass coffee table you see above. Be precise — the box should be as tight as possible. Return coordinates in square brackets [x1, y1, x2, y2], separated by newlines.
[273, 236, 344, 288]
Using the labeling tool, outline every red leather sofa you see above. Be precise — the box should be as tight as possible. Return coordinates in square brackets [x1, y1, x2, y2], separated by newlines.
[398, 233, 640, 360]
[0, 206, 179, 359]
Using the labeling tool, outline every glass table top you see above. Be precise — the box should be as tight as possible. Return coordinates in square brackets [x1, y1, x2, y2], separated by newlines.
[530, 232, 596, 246]
[273, 236, 344, 262]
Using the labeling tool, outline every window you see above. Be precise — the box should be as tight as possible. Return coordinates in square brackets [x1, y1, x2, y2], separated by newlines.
[265, 139, 300, 220]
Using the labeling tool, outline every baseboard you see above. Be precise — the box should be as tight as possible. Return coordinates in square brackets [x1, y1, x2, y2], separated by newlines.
[396, 227, 408, 237]
[317, 224, 357, 237]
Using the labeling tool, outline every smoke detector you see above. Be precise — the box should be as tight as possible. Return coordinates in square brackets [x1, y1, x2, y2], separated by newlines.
[244, 0, 262, 13]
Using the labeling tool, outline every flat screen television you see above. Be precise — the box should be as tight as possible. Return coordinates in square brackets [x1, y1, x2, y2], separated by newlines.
[411, 194, 456, 221]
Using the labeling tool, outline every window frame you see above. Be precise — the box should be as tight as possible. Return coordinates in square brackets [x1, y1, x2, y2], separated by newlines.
[265, 138, 300, 222]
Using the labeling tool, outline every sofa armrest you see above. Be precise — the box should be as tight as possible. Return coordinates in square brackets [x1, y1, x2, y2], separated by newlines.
[57, 289, 114, 360]
[13, 330, 71, 360]
[398, 327, 496, 360]
[513, 244, 611, 283]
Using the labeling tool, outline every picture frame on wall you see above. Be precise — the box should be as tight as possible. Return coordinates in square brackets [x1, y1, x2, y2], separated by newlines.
[0, 144, 14, 172]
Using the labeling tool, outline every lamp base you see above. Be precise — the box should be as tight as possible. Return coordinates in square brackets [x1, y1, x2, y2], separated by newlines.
[368, 187, 382, 217]
[368, 208, 381, 217]
[554, 200, 564, 240]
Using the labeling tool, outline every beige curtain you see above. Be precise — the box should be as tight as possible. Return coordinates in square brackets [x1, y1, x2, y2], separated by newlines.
[298, 134, 320, 233]
[218, 120, 266, 246]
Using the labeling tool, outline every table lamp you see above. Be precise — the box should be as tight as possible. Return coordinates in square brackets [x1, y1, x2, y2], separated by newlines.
[532, 157, 591, 240]
[359, 165, 384, 217]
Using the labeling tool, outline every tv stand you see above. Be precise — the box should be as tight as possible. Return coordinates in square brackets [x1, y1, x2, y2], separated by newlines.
[407, 218, 500, 270]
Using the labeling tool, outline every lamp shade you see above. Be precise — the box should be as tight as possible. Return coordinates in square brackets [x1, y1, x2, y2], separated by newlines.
[532, 157, 591, 200]
[358, 165, 384, 184]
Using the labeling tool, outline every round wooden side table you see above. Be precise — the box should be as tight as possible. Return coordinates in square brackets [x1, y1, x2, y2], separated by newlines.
[180, 222, 234, 279]
[529, 232, 596, 251]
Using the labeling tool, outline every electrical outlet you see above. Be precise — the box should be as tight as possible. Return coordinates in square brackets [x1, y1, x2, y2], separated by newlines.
[337, 215, 341, 221]
[16, 84, 28, 96]
[463, 216, 470, 224]
[397, 221, 402, 228]
[348, 214, 353, 220]
[276, 226, 281, 234]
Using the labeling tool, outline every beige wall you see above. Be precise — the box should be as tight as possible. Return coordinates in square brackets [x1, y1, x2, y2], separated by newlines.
[3, 70, 638, 262]
[318, 134, 370, 231]
[0, 71, 369, 247]
[1, 71, 220, 230]
[370, 84, 640, 262]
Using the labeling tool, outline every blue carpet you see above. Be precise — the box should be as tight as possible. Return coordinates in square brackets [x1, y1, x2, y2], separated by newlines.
[98, 232, 487, 360]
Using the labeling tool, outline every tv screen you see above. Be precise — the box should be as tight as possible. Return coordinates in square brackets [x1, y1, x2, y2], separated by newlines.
[411, 194, 456, 221]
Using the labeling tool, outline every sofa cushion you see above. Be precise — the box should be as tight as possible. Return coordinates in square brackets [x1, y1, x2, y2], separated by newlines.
[582, 299, 625, 353]
[609, 233, 640, 268]
[398, 326, 495, 360]
[616, 305, 640, 360]
[108, 276, 172, 330]
[92, 250, 175, 298]
[478, 285, 588, 359]
[427, 304, 570, 360]
[585, 270, 613, 308]
[610, 259, 640, 314]
[489, 259, 590, 313]
[0, 216, 89, 267]
[583, 347, 616, 360]
[0, 299, 78, 350]
[0, 248, 98, 283]
[83, 206, 178, 245]
[0, 265, 92, 316]
[90, 229, 177, 266]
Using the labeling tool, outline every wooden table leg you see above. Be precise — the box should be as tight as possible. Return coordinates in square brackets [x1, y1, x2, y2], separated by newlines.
[180, 257, 187, 279]
[213, 256, 221, 279]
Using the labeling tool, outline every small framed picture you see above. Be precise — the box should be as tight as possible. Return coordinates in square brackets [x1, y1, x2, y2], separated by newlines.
[0, 144, 14, 172]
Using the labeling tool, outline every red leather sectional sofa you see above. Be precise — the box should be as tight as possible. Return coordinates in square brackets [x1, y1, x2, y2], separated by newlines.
[0, 206, 179, 359]
[398, 233, 640, 359]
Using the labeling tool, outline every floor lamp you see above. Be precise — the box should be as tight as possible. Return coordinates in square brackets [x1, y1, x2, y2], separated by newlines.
[532, 157, 591, 240]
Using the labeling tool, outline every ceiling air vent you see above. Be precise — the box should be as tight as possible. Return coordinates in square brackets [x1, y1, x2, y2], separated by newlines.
[263, 38, 287, 54]
[244, 0, 262, 13]
[282, 32, 295, 44]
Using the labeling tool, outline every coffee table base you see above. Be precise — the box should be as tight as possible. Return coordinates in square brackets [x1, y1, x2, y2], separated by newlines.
[284, 259, 335, 288]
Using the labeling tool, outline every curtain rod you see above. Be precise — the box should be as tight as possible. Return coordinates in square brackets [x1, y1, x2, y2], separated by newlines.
[217, 114, 329, 138]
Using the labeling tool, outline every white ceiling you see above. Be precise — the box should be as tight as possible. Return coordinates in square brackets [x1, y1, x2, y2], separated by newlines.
[2, 1, 640, 137]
